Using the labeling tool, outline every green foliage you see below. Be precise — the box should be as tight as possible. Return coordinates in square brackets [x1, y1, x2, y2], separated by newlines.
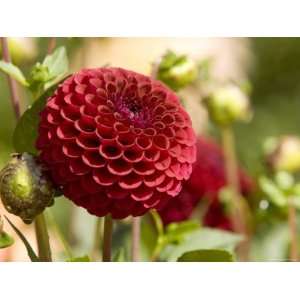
[0, 231, 14, 249]
[113, 248, 126, 262]
[13, 79, 67, 154]
[177, 249, 234, 262]
[29, 46, 69, 99]
[5, 216, 39, 261]
[66, 255, 90, 262]
[0, 60, 29, 86]
[160, 227, 242, 262]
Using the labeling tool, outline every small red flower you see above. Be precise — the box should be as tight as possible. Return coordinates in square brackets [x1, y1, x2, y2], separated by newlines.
[158, 136, 253, 228]
[36, 67, 196, 219]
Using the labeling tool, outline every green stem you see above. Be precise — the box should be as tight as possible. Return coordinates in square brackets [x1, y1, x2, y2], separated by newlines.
[47, 210, 73, 260]
[34, 213, 52, 262]
[102, 215, 113, 262]
[288, 197, 298, 262]
[221, 125, 251, 260]
[131, 217, 141, 262]
[91, 217, 103, 261]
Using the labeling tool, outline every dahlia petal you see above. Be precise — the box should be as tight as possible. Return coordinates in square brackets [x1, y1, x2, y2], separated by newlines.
[136, 135, 152, 150]
[153, 135, 170, 150]
[106, 184, 129, 200]
[123, 145, 144, 163]
[157, 177, 174, 193]
[69, 158, 90, 175]
[99, 140, 123, 160]
[131, 185, 154, 201]
[107, 159, 133, 176]
[93, 168, 118, 186]
[144, 172, 166, 188]
[76, 132, 100, 150]
[62, 142, 82, 158]
[82, 151, 106, 168]
[74, 115, 96, 133]
[119, 173, 143, 189]
[57, 121, 78, 140]
[60, 104, 81, 122]
[133, 161, 155, 176]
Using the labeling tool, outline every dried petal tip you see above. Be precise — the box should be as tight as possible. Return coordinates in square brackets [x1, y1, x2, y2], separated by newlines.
[156, 51, 198, 91]
[205, 84, 252, 126]
[265, 136, 300, 173]
[0, 153, 55, 224]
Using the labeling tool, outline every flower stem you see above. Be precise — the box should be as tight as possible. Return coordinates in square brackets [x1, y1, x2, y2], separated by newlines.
[131, 217, 141, 262]
[288, 197, 298, 262]
[221, 125, 251, 260]
[102, 215, 113, 262]
[0, 37, 21, 119]
[34, 213, 52, 262]
[47, 37, 56, 54]
[91, 217, 103, 261]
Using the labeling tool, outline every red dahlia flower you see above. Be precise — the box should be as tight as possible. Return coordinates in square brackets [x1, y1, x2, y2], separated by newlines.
[158, 136, 253, 227]
[36, 67, 196, 219]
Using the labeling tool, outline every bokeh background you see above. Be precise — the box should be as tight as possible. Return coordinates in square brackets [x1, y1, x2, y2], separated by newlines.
[1, 37, 300, 261]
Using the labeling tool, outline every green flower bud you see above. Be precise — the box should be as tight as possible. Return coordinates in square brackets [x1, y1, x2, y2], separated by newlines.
[267, 136, 300, 174]
[205, 84, 252, 126]
[0, 153, 55, 224]
[156, 51, 198, 91]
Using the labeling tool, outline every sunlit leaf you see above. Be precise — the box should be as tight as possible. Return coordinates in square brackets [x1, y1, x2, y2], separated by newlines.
[0, 60, 29, 86]
[113, 248, 126, 262]
[177, 249, 234, 262]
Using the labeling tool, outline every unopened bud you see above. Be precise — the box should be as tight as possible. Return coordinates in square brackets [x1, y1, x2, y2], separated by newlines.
[156, 51, 198, 91]
[266, 136, 300, 173]
[205, 84, 252, 126]
[0, 153, 55, 224]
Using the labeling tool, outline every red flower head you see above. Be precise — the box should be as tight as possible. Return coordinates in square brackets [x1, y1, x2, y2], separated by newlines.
[36, 67, 196, 219]
[158, 136, 253, 227]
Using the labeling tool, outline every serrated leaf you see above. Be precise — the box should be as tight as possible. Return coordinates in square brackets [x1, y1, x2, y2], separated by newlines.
[4, 216, 39, 261]
[177, 249, 234, 262]
[0, 60, 29, 86]
[161, 227, 242, 262]
[259, 176, 287, 207]
[66, 255, 90, 262]
[0, 232, 14, 249]
[13, 78, 68, 154]
[113, 248, 126, 262]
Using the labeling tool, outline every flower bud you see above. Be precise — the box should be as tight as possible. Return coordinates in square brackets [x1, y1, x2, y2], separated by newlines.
[205, 84, 252, 126]
[0, 153, 55, 224]
[266, 136, 300, 173]
[156, 51, 198, 91]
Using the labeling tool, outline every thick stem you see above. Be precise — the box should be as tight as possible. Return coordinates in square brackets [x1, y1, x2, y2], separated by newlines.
[102, 215, 113, 262]
[288, 197, 298, 262]
[0, 37, 21, 119]
[47, 37, 56, 54]
[221, 125, 250, 260]
[91, 217, 103, 261]
[131, 217, 141, 262]
[34, 214, 52, 262]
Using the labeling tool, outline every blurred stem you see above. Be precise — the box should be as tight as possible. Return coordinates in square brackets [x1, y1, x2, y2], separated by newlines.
[288, 197, 298, 262]
[131, 217, 141, 262]
[34, 214, 52, 262]
[91, 217, 103, 261]
[47, 37, 56, 54]
[221, 125, 251, 261]
[102, 215, 113, 262]
[47, 210, 73, 260]
[0, 37, 21, 119]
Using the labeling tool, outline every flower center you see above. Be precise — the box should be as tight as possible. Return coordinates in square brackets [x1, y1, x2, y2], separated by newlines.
[115, 96, 151, 128]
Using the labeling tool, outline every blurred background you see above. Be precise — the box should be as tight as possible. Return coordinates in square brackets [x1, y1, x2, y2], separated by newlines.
[1, 37, 300, 261]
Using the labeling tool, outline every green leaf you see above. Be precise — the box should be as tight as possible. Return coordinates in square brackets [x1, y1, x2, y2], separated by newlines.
[0, 60, 29, 86]
[0, 231, 14, 249]
[165, 220, 200, 244]
[259, 176, 287, 207]
[66, 255, 90, 262]
[4, 216, 39, 261]
[113, 248, 126, 262]
[13, 79, 68, 154]
[177, 249, 234, 262]
[43, 47, 69, 90]
[161, 227, 242, 262]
